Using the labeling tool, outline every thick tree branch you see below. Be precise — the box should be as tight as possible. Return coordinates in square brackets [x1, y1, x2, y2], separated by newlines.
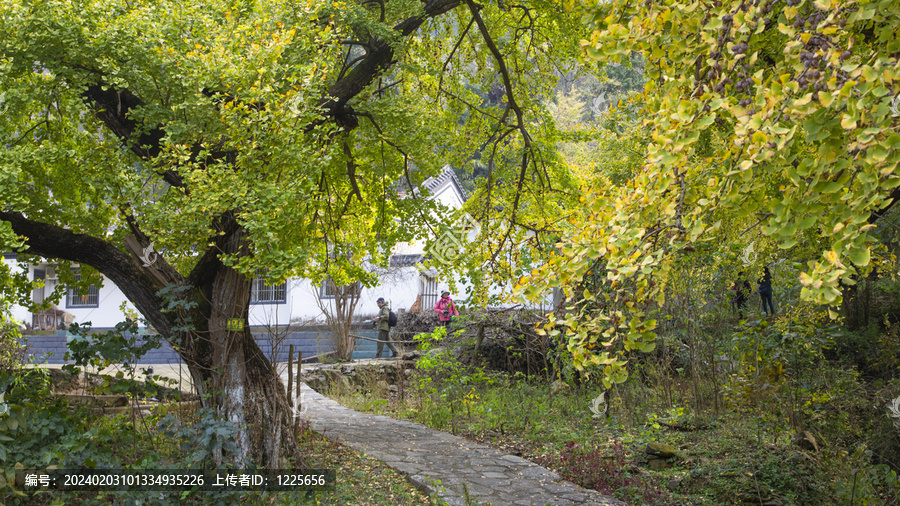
[82, 83, 184, 188]
[0, 211, 181, 337]
[33, 0, 470, 315]
[187, 211, 242, 289]
[321, 0, 463, 119]
[83, 84, 241, 189]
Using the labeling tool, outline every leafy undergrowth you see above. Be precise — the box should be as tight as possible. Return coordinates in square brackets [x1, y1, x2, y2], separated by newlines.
[535, 440, 671, 505]
[0, 368, 427, 506]
[326, 365, 900, 506]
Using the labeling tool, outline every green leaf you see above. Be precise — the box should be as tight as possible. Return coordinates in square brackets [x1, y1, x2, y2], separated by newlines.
[849, 246, 870, 267]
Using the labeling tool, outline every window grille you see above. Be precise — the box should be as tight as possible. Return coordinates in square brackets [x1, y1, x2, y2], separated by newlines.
[419, 274, 438, 310]
[250, 275, 286, 304]
[67, 270, 99, 308]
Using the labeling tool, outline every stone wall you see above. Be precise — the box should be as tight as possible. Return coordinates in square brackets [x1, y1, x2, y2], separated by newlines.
[301, 354, 420, 394]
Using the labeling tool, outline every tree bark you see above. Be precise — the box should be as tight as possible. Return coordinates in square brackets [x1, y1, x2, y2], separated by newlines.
[181, 229, 302, 468]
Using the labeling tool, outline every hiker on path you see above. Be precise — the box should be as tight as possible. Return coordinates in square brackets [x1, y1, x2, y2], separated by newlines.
[374, 297, 399, 358]
[434, 291, 459, 327]
[759, 266, 775, 316]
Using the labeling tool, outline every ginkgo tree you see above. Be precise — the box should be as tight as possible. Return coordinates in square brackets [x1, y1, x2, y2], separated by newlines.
[521, 0, 900, 385]
[0, 0, 588, 467]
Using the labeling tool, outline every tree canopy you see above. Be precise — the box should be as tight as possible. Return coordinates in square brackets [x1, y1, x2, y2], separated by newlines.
[0, 0, 594, 467]
[519, 0, 900, 383]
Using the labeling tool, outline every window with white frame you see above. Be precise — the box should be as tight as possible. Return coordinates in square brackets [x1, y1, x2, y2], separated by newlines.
[66, 270, 99, 308]
[250, 275, 286, 304]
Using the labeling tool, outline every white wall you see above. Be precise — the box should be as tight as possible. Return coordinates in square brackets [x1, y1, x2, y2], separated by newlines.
[63, 279, 135, 328]
[248, 266, 425, 327]
[3, 257, 31, 325]
[3, 258, 138, 329]
[4, 257, 437, 330]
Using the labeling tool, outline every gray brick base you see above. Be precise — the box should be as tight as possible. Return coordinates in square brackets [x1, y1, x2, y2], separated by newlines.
[22, 327, 383, 365]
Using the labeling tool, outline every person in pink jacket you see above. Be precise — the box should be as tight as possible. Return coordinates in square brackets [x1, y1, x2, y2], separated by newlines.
[434, 291, 459, 327]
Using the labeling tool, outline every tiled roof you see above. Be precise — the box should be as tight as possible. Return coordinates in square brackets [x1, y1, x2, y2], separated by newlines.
[417, 165, 468, 201]
[390, 254, 425, 267]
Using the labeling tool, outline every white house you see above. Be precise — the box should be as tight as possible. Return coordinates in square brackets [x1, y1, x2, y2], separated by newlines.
[5, 166, 469, 330]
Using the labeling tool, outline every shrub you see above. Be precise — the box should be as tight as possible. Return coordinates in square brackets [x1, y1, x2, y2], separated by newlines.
[0, 301, 25, 373]
[536, 440, 670, 505]
[157, 407, 241, 469]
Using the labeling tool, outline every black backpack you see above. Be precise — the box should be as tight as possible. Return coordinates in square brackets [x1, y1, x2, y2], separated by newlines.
[388, 310, 398, 327]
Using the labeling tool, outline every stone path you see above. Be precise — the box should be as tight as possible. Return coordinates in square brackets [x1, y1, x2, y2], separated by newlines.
[298, 383, 624, 506]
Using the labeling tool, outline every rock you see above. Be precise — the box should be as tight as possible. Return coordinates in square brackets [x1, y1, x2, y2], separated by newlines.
[401, 350, 422, 361]
[302, 360, 416, 392]
[61, 394, 129, 407]
[793, 431, 818, 453]
[666, 478, 682, 491]
[646, 442, 679, 459]
[550, 380, 571, 395]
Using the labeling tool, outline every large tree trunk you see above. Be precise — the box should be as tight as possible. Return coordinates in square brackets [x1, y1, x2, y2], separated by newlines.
[183, 234, 302, 468]
[162, 230, 303, 468]
[184, 319, 302, 468]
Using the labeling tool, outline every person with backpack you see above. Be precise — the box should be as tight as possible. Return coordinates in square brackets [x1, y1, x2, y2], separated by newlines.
[434, 291, 459, 327]
[374, 297, 399, 358]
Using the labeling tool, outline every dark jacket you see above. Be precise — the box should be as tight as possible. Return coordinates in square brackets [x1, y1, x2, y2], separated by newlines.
[732, 280, 751, 302]
[759, 271, 772, 295]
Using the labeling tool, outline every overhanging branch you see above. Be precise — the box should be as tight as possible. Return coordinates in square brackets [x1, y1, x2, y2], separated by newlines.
[0, 211, 181, 337]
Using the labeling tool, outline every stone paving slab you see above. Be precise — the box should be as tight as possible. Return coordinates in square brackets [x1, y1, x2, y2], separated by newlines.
[298, 383, 624, 506]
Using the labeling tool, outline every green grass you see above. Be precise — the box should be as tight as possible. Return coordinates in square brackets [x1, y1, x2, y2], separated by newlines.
[327, 367, 900, 506]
